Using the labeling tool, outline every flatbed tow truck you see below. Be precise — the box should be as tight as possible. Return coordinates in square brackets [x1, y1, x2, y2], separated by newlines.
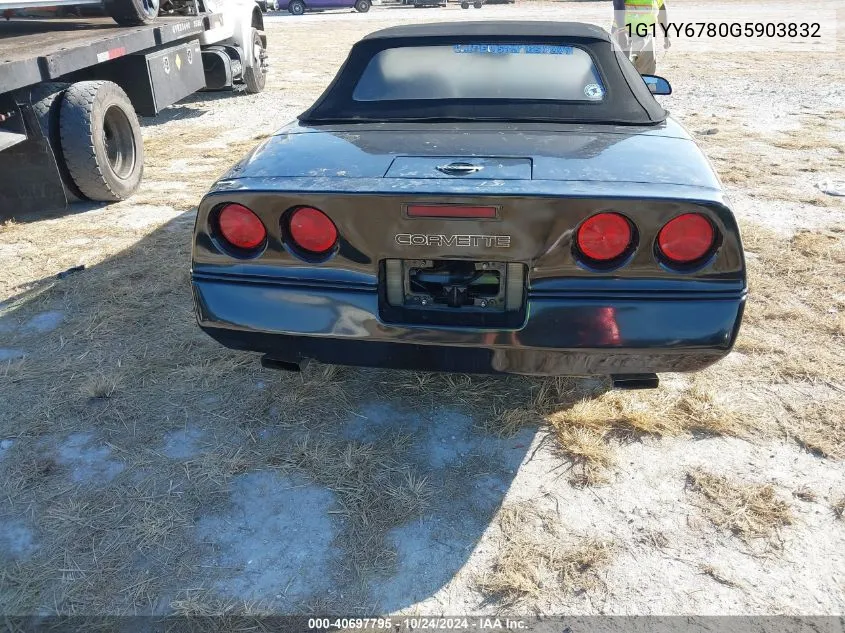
[0, 3, 267, 217]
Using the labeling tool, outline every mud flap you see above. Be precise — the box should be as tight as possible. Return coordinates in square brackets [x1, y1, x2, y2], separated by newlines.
[0, 103, 67, 220]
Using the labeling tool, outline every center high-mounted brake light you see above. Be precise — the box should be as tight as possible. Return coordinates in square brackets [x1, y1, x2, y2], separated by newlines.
[407, 205, 498, 219]
[575, 212, 633, 263]
[217, 203, 267, 250]
[288, 206, 338, 254]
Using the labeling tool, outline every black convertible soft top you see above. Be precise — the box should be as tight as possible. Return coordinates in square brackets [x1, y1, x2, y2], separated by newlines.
[299, 21, 667, 126]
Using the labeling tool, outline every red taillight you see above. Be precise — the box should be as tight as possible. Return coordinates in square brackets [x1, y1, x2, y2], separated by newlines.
[217, 203, 266, 250]
[657, 214, 715, 264]
[576, 213, 633, 262]
[288, 207, 338, 254]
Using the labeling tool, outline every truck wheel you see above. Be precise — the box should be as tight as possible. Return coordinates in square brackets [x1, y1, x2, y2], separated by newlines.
[30, 83, 86, 202]
[288, 0, 305, 14]
[473, 1, 482, 7]
[354, 0, 370, 11]
[243, 29, 267, 94]
[460, 1, 468, 6]
[59, 81, 143, 202]
[104, 0, 159, 25]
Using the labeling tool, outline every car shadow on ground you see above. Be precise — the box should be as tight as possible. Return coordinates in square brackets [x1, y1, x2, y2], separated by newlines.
[139, 104, 210, 127]
[0, 212, 606, 615]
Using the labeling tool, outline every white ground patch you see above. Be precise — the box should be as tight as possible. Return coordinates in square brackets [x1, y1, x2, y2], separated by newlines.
[56, 432, 126, 484]
[0, 313, 15, 333]
[0, 348, 26, 362]
[166, 158, 231, 175]
[196, 472, 340, 609]
[111, 206, 184, 230]
[728, 192, 842, 236]
[343, 402, 426, 442]
[160, 426, 206, 460]
[0, 519, 37, 561]
[372, 516, 481, 611]
[0, 439, 14, 460]
[22, 311, 64, 334]
[423, 410, 480, 469]
[817, 180, 845, 197]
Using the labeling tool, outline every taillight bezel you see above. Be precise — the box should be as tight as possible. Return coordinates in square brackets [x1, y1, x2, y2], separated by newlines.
[282, 205, 339, 261]
[210, 202, 268, 258]
[573, 212, 638, 271]
[655, 213, 721, 272]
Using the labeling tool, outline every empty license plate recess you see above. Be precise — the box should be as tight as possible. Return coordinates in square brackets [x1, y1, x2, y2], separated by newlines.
[384, 259, 525, 312]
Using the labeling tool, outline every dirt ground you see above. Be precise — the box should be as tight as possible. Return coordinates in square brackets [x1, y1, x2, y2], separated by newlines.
[1, 0, 844, 620]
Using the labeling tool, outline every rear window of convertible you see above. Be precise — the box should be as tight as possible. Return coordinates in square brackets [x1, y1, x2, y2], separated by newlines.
[352, 44, 606, 103]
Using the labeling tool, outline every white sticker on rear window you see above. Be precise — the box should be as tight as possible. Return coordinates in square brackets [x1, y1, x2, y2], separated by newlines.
[584, 83, 604, 100]
[452, 44, 574, 55]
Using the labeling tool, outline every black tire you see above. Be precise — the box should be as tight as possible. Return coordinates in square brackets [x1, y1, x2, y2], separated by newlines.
[460, 1, 468, 6]
[473, 1, 482, 7]
[29, 83, 86, 202]
[30, 83, 68, 151]
[354, 0, 370, 11]
[59, 81, 143, 203]
[104, 0, 159, 25]
[243, 29, 267, 94]
[288, 0, 305, 14]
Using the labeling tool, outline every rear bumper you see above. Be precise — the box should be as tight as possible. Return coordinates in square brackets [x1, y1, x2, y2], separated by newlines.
[192, 276, 746, 377]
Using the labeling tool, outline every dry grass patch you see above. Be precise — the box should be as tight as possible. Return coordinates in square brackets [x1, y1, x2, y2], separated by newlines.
[138, 130, 272, 206]
[686, 470, 793, 546]
[459, 375, 745, 486]
[792, 486, 817, 502]
[831, 495, 845, 520]
[170, 591, 266, 616]
[477, 503, 612, 608]
[698, 564, 742, 589]
[257, 363, 354, 429]
[392, 371, 539, 416]
[735, 222, 845, 456]
[484, 406, 541, 438]
[0, 472, 203, 614]
[169, 591, 270, 632]
[786, 400, 845, 460]
[80, 371, 123, 400]
[553, 427, 615, 487]
[543, 385, 745, 485]
[696, 111, 845, 208]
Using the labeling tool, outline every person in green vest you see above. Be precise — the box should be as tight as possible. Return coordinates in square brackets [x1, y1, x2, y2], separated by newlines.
[612, 0, 671, 74]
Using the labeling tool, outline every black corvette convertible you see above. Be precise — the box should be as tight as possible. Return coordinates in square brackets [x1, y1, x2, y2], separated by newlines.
[191, 22, 747, 388]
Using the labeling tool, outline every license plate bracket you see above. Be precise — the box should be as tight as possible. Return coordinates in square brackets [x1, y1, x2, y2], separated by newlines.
[384, 259, 525, 313]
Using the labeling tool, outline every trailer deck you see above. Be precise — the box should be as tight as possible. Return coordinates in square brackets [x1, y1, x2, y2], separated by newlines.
[0, 14, 223, 92]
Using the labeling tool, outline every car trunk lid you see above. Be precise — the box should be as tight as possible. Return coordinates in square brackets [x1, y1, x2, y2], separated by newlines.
[226, 121, 719, 190]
